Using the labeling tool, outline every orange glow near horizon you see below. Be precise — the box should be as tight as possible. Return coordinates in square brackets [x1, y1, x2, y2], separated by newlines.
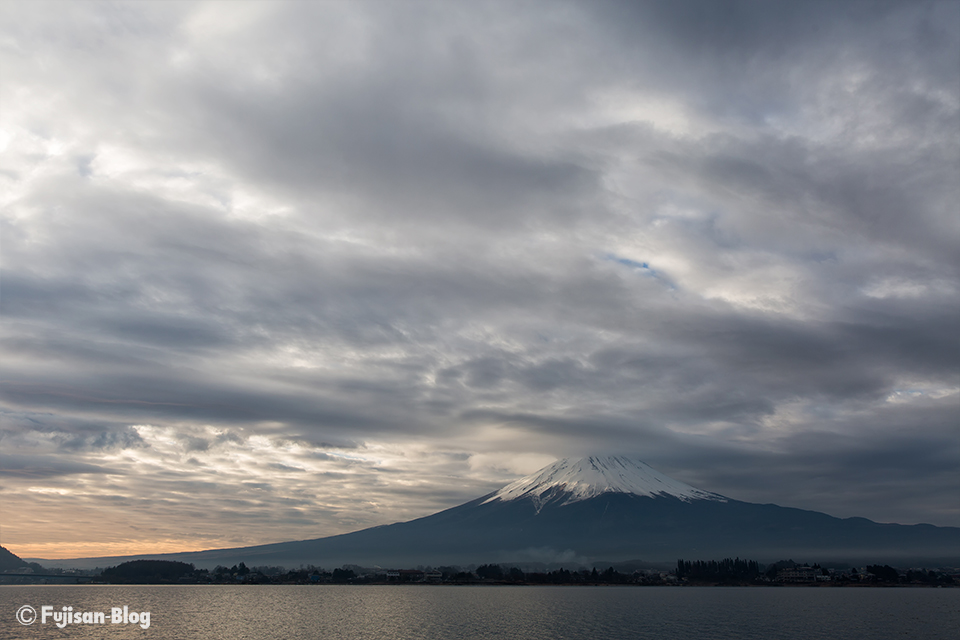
[8, 539, 234, 561]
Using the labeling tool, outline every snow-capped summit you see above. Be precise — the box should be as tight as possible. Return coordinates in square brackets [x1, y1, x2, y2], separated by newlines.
[483, 455, 726, 506]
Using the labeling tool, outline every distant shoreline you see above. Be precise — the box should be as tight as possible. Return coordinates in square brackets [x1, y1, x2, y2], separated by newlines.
[3, 580, 955, 588]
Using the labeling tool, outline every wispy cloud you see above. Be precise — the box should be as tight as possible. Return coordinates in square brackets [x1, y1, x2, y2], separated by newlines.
[1, 0, 957, 557]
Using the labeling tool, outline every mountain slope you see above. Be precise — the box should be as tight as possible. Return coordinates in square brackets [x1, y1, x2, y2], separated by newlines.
[34, 456, 960, 569]
[1, 545, 29, 571]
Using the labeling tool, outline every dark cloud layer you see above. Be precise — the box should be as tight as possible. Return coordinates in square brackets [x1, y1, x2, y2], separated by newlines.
[1, 0, 957, 556]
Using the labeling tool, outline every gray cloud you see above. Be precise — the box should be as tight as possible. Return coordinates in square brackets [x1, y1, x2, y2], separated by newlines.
[0, 0, 957, 558]
[0, 454, 121, 478]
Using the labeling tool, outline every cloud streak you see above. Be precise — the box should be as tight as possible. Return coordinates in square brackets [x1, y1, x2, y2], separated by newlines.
[1, 0, 957, 558]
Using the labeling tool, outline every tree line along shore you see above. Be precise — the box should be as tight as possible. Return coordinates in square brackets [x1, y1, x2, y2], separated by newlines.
[4, 558, 957, 587]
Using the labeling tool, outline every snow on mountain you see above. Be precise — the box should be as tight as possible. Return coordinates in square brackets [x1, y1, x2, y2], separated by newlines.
[483, 455, 726, 506]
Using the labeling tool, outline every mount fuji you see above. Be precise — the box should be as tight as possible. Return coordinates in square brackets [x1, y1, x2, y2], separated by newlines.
[35, 456, 960, 569]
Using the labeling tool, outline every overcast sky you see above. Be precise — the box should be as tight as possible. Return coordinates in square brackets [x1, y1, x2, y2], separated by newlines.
[2, 0, 958, 559]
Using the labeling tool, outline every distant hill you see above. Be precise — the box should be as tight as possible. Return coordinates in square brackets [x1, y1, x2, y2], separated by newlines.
[32, 456, 960, 570]
[1, 545, 42, 572]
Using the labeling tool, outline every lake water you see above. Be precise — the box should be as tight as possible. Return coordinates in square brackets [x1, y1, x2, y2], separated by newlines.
[2, 585, 957, 639]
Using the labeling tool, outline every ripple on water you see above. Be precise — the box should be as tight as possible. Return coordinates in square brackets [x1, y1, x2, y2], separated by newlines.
[1, 585, 958, 640]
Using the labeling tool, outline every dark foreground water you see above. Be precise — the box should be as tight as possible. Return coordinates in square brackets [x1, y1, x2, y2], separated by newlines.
[2, 585, 957, 640]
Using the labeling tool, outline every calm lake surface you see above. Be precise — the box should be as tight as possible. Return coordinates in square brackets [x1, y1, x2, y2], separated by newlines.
[2, 585, 957, 639]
